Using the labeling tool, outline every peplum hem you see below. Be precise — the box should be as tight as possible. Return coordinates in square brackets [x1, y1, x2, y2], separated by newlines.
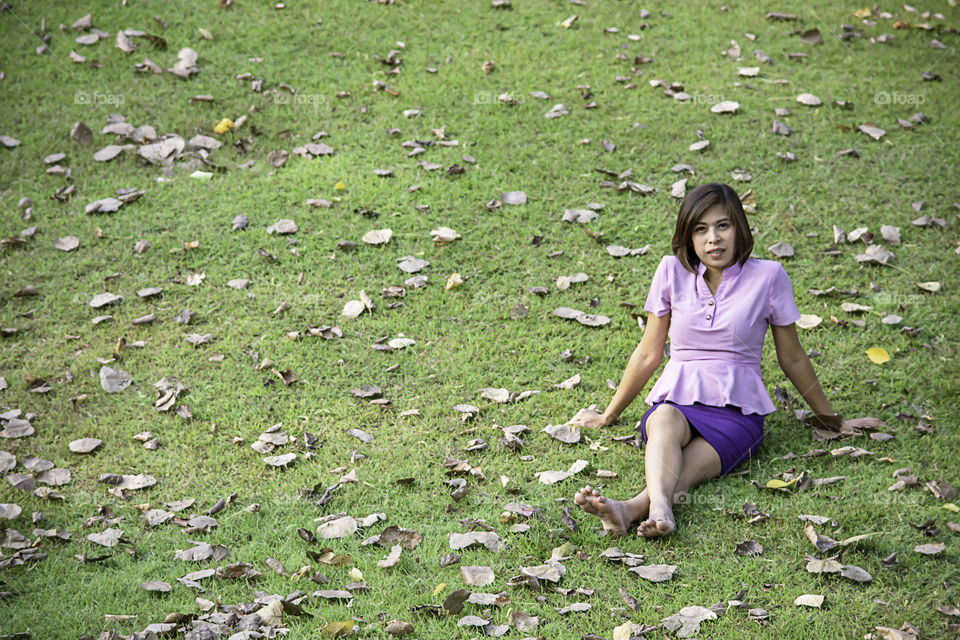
[645, 359, 775, 416]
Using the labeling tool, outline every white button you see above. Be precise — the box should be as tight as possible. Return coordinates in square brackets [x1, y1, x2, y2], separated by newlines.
[706, 314, 712, 320]
[708, 300, 715, 306]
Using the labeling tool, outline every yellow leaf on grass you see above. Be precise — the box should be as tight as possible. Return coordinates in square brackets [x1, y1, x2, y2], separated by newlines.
[433, 583, 446, 596]
[349, 567, 363, 582]
[321, 620, 355, 638]
[943, 503, 959, 513]
[613, 621, 634, 640]
[766, 477, 798, 489]
[213, 118, 234, 134]
[334, 180, 346, 190]
[866, 347, 891, 364]
[853, 8, 872, 18]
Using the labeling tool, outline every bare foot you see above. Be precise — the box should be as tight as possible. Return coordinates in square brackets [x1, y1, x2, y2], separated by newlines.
[574, 485, 638, 537]
[637, 499, 676, 538]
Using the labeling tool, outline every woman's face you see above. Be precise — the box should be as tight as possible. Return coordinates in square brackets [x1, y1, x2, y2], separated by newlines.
[691, 204, 737, 271]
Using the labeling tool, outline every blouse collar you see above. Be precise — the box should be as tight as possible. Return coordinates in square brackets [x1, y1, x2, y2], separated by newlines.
[696, 259, 743, 278]
[696, 259, 743, 297]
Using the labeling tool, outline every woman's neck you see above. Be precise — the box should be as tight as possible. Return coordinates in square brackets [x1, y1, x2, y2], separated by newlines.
[704, 265, 723, 294]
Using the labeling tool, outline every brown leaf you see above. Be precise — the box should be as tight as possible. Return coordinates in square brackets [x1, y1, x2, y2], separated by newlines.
[443, 588, 471, 614]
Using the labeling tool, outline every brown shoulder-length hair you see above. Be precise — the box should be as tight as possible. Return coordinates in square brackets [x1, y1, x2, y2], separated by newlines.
[671, 182, 754, 273]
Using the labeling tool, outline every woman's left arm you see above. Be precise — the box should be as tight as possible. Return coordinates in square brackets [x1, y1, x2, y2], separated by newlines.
[771, 323, 837, 416]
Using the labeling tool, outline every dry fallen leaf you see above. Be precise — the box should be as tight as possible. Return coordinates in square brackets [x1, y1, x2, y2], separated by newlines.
[377, 544, 403, 568]
[660, 605, 717, 638]
[500, 190, 527, 205]
[362, 228, 393, 245]
[69, 438, 102, 453]
[914, 542, 945, 555]
[629, 564, 677, 582]
[99, 366, 133, 393]
[710, 100, 740, 114]
[460, 565, 495, 585]
[795, 594, 825, 608]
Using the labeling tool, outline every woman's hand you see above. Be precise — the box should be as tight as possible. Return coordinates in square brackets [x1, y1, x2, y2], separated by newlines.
[568, 405, 609, 429]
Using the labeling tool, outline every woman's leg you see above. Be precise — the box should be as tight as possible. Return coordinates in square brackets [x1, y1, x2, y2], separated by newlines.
[575, 429, 723, 537]
[635, 404, 692, 536]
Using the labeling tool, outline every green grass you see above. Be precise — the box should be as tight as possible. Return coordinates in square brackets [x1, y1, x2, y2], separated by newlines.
[1, 0, 958, 638]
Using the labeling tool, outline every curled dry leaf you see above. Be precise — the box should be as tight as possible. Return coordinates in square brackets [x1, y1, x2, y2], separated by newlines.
[377, 544, 403, 568]
[430, 226, 460, 245]
[342, 299, 367, 318]
[796, 314, 822, 329]
[446, 273, 463, 290]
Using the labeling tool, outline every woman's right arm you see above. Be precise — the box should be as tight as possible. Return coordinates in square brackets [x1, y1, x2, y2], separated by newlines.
[599, 312, 670, 425]
[570, 311, 670, 428]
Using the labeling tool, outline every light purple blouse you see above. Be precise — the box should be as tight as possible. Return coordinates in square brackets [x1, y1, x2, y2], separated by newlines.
[643, 255, 801, 416]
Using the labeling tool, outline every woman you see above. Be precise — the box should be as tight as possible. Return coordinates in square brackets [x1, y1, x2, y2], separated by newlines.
[571, 183, 840, 538]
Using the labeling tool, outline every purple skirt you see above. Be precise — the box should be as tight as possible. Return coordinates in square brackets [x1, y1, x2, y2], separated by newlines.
[638, 401, 765, 475]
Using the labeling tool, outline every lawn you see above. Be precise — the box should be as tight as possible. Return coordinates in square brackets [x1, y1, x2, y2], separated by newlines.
[0, 0, 958, 638]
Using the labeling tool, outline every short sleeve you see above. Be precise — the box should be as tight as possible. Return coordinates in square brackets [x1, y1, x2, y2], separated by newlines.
[767, 263, 801, 326]
[644, 256, 672, 316]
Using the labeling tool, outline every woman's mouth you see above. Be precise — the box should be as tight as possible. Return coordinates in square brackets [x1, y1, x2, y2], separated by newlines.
[706, 248, 725, 257]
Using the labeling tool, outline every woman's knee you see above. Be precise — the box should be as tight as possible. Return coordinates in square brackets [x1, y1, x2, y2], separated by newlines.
[645, 404, 689, 442]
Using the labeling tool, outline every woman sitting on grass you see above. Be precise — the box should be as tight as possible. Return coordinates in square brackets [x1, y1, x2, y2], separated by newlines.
[571, 182, 840, 538]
